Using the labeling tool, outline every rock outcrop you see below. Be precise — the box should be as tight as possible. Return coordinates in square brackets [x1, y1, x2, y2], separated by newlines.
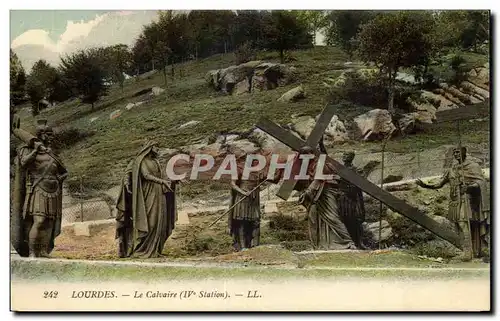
[206, 61, 297, 95]
[353, 109, 397, 141]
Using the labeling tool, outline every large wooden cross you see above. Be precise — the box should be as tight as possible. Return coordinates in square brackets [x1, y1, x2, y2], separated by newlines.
[256, 105, 463, 249]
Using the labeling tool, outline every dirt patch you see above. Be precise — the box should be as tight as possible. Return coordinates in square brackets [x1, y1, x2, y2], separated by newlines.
[52, 208, 311, 264]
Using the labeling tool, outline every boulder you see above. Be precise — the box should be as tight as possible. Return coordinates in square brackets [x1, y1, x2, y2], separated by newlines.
[152, 86, 165, 96]
[208, 61, 295, 94]
[442, 84, 481, 105]
[125, 103, 135, 110]
[468, 67, 489, 89]
[205, 70, 219, 88]
[249, 128, 292, 153]
[226, 139, 260, 157]
[460, 81, 489, 99]
[322, 115, 349, 145]
[109, 110, 122, 120]
[363, 220, 393, 243]
[89, 117, 99, 123]
[233, 78, 250, 95]
[290, 116, 315, 139]
[353, 109, 396, 141]
[216, 134, 240, 145]
[421, 90, 458, 111]
[277, 85, 306, 102]
[434, 88, 465, 107]
[178, 120, 200, 129]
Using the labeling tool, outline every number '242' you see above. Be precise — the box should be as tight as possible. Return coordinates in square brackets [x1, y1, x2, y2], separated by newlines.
[43, 291, 58, 298]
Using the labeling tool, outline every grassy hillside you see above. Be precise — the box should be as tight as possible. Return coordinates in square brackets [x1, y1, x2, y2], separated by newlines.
[14, 46, 490, 193]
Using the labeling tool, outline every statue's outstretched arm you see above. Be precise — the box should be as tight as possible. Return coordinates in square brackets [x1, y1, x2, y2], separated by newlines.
[416, 171, 449, 189]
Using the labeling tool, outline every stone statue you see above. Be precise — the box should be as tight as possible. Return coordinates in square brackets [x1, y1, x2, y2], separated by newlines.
[228, 169, 265, 252]
[337, 151, 367, 249]
[115, 141, 177, 258]
[12, 119, 68, 257]
[295, 146, 357, 250]
[416, 146, 489, 260]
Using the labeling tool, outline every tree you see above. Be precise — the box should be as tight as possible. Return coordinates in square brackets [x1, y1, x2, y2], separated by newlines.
[141, 21, 172, 85]
[103, 44, 132, 91]
[26, 60, 56, 115]
[261, 10, 313, 63]
[325, 10, 377, 57]
[434, 10, 489, 52]
[59, 49, 109, 110]
[293, 10, 329, 45]
[357, 11, 436, 113]
[131, 34, 154, 75]
[10, 49, 26, 106]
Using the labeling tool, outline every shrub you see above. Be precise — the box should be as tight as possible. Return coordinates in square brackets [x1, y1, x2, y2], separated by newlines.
[52, 127, 94, 151]
[234, 42, 257, 65]
[327, 71, 420, 111]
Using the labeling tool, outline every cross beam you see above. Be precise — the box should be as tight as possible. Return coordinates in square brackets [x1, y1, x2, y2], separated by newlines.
[276, 105, 337, 199]
[256, 109, 463, 249]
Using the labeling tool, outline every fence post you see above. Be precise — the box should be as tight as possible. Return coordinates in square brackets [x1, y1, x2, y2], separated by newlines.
[378, 139, 387, 250]
[80, 175, 84, 222]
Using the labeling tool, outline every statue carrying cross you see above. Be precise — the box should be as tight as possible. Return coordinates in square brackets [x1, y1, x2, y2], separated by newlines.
[255, 105, 463, 250]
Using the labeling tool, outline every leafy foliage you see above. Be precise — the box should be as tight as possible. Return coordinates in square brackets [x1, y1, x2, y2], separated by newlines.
[260, 10, 313, 63]
[356, 11, 437, 112]
[59, 49, 109, 109]
[325, 10, 377, 57]
[10, 49, 27, 106]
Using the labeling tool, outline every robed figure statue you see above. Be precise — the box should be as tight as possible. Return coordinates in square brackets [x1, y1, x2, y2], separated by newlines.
[416, 146, 489, 260]
[12, 119, 68, 257]
[115, 141, 177, 258]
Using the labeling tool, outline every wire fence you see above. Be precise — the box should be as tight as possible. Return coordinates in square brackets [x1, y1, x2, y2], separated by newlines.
[60, 126, 490, 225]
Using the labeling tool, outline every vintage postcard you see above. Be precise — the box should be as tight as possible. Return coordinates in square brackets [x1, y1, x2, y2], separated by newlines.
[9, 7, 491, 312]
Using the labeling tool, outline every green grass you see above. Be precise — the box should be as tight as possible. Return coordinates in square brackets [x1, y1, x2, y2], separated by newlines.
[13, 46, 490, 193]
[10, 257, 489, 282]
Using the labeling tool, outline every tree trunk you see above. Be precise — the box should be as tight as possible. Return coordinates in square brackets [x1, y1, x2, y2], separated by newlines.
[163, 67, 167, 86]
[91, 102, 94, 111]
[171, 63, 175, 80]
[387, 71, 396, 114]
[280, 49, 284, 64]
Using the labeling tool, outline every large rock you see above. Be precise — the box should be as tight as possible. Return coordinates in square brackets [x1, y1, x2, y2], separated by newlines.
[152, 86, 165, 96]
[277, 85, 305, 102]
[207, 61, 295, 95]
[363, 220, 393, 243]
[442, 84, 482, 105]
[421, 90, 458, 111]
[322, 115, 349, 145]
[216, 134, 240, 145]
[109, 110, 122, 120]
[408, 98, 437, 123]
[434, 88, 465, 107]
[290, 116, 315, 139]
[178, 120, 200, 129]
[233, 78, 251, 95]
[468, 67, 489, 90]
[249, 128, 292, 153]
[226, 139, 260, 157]
[460, 81, 489, 99]
[353, 109, 396, 141]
